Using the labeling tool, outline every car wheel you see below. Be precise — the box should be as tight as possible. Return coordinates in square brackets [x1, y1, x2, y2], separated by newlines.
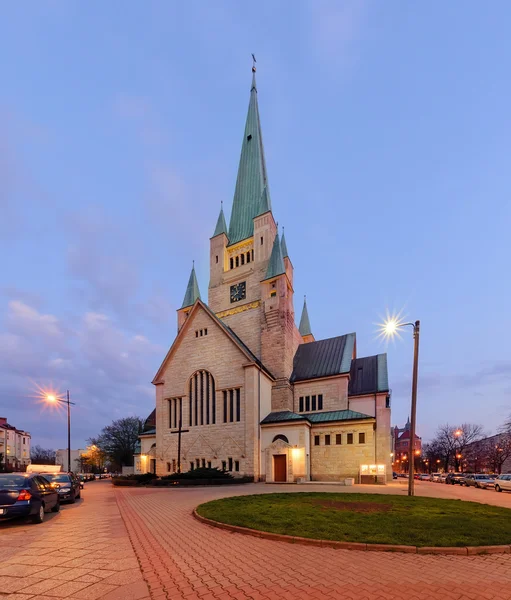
[496, 485, 502, 492]
[51, 501, 61, 513]
[77, 489, 81, 499]
[32, 504, 45, 524]
[69, 491, 76, 504]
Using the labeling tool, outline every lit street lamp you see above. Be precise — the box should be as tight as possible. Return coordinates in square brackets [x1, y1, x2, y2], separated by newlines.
[45, 390, 75, 472]
[380, 316, 420, 496]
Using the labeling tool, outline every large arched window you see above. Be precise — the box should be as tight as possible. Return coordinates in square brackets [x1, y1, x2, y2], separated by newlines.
[272, 434, 289, 444]
[189, 370, 216, 427]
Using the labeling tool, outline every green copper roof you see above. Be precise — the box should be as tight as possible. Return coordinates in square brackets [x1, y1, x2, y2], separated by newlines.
[181, 265, 201, 309]
[228, 72, 271, 245]
[299, 297, 312, 336]
[212, 205, 228, 238]
[306, 410, 373, 424]
[281, 230, 289, 258]
[264, 233, 285, 280]
[257, 186, 271, 216]
[377, 353, 389, 391]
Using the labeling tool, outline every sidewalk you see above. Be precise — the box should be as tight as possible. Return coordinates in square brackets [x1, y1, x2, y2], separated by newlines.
[0, 480, 149, 600]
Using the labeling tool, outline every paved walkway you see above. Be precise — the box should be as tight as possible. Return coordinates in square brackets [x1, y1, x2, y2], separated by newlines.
[116, 482, 511, 600]
[0, 482, 149, 600]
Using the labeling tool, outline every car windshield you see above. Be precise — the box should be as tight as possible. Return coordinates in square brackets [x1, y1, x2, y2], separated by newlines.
[42, 474, 72, 483]
[475, 475, 488, 479]
[0, 474, 28, 488]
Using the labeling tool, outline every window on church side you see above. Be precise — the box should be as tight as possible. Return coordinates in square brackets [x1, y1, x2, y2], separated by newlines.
[190, 462, 194, 471]
[251, 249, 254, 261]
[236, 389, 241, 421]
[221, 460, 227, 471]
[325, 435, 331, 446]
[204, 328, 207, 335]
[202, 458, 206, 468]
[223, 391, 227, 423]
[246, 252, 251, 264]
[241, 253, 245, 265]
[228, 457, 233, 471]
[223, 388, 241, 422]
[299, 397, 304, 412]
[235, 256, 239, 267]
[229, 389, 234, 422]
[386, 395, 391, 408]
[314, 435, 320, 446]
[270, 290, 276, 298]
[196, 458, 200, 468]
[207, 461, 211, 469]
[260, 236, 263, 245]
[172, 459, 176, 472]
[216, 255, 218, 264]
[312, 395, 316, 411]
[235, 460, 240, 472]
[336, 434, 342, 445]
[359, 433, 365, 444]
[230, 257, 234, 269]
[195, 331, 198, 338]
[167, 462, 171, 472]
[305, 396, 310, 411]
[189, 370, 216, 427]
[318, 394, 323, 410]
[347, 433, 353, 445]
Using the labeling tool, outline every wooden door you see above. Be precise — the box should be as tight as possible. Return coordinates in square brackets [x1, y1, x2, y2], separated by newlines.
[273, 454, 287, 482]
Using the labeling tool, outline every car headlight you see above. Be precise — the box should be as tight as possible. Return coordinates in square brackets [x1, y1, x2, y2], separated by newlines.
[60, 487, 71, 493]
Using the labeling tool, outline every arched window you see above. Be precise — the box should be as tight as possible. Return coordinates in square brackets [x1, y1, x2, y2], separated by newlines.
[272, 434, 289, 444]
[189, 370, 216, 427]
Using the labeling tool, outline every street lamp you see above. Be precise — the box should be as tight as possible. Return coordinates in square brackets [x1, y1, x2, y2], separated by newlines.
[380, 316, 420, 497]
[45, 390, 74, 472]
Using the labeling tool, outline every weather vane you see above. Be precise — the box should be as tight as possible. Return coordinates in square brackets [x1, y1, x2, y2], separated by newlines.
[252, 53, 256, 72]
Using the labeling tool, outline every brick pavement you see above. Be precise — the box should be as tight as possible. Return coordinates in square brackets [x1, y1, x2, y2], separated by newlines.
[0, 481, 149, 600]
[115, 482, 511, 600]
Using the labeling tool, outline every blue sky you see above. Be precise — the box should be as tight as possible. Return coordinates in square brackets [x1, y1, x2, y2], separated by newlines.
[1, 1, 510, 450]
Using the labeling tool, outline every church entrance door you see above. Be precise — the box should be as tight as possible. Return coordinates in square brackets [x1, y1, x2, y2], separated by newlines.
[273, 454, 287, 482]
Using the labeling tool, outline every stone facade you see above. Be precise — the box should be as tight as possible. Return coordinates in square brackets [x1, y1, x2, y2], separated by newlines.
[142, 69, 392, 483]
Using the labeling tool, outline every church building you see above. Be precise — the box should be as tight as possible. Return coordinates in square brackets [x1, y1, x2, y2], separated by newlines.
[137, 66, 392, 483]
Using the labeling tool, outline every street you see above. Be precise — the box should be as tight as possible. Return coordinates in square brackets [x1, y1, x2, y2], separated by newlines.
[1, 480, 511, 599]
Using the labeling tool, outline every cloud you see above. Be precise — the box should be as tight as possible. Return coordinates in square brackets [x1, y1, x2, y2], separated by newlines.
[6, 300, 62, 338]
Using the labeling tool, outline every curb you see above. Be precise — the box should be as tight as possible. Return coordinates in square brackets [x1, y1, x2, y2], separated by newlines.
[192, 510, 511, 555]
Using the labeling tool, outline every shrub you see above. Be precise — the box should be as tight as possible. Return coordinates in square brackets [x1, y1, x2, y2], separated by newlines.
[161, 467, 233, 481]
[111, 472, 155, 486]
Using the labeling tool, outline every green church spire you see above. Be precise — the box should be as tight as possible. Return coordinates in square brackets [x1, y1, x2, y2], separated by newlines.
[264, 233, 285, 280]
[281, 228, 289, 258]
[181, 263, 201, 309]
[228, 63, 271, 245]
[212, 203, 228, 238]
[299, 296, 312, 336]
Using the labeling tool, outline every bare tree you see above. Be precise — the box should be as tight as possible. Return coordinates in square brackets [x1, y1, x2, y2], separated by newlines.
[90, 416, 144, 469]
[30, 445, 56, 465]
[483, 435, 511, 474]
[430, 423, 484, 471]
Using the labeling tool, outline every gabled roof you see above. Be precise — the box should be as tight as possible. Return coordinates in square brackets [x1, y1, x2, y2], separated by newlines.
[153, 299, 274, 384]
[348, 354, 389, 396]
[181, 265, 201, 309]
[143, 409, 156, 432]
[261, 409, 373, 425]
[264, 233, 285, 281]
[298, 297, 312, 336]
[228, 71, 271, 245]
[290, 333, 355, 382]
[212, 205, 228, 238]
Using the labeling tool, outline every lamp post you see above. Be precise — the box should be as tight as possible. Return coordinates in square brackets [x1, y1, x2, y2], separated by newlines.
[45, 391, 74, 472]
[380, 317, 420, 497]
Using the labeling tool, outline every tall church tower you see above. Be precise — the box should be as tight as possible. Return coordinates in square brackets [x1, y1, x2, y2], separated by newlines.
[208, 65, 300, 409]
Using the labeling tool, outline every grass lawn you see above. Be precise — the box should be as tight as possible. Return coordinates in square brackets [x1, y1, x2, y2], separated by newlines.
[197, 493, 511, 547]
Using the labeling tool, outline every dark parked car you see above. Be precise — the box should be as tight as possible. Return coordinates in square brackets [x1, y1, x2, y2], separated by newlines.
[0, 473, 60, 523]
[41, 473, 81, 503]
[446, 472, 466, 485]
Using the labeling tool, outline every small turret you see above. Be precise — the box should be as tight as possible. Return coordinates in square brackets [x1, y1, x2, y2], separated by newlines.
[299, 296, 315, 343]
[178, 263, 201, 331]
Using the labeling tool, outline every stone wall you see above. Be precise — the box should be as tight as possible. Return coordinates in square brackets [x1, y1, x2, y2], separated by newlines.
[310, 421, 375, 481]
[293, 376, 349, 413]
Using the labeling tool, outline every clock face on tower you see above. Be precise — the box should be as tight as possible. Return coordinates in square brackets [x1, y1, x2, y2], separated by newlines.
[230, 281, 246, 303]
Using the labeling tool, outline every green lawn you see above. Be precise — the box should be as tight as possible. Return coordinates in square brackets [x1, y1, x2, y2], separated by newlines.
[196, 493, 511, 547]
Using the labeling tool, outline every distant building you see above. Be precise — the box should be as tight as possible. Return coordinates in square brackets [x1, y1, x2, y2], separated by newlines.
[134, 410, 157, 475]
[392, 417, 422, 473]
[55, 448, 86, 472]
[0, 417, 31, 471]
[463, 433, 511, 474]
